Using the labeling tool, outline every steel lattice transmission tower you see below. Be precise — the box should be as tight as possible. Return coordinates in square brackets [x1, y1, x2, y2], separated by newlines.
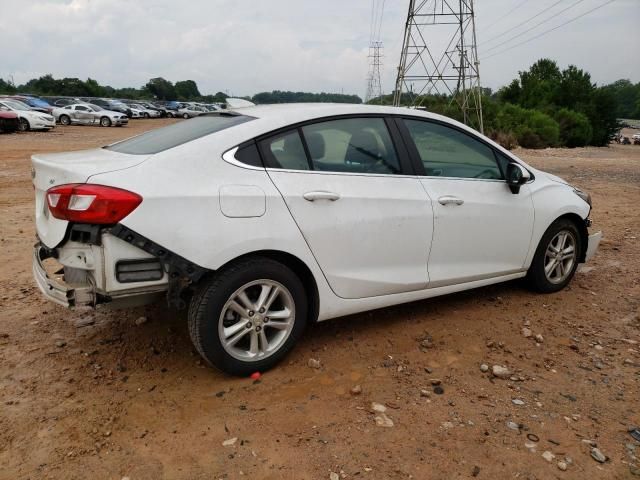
[365, 41, 384, 103]
[393, 0, 484, 133]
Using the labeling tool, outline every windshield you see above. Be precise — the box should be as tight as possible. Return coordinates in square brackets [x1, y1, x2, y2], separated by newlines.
[88, 104, 103, 112]
[2, 100, 32, 111]
[26, 98, 51, 108]
[105, 113, 254, 155]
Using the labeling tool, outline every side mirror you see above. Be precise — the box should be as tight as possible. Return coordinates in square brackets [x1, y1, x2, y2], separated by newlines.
[506, 163, 530, 194]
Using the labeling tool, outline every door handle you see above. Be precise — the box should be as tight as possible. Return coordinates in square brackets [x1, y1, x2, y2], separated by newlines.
[438, 195, 464, 206]
[303, 191, 341, 202]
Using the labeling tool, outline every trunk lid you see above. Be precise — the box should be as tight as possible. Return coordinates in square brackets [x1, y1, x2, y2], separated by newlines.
[32, 148, 149, 247]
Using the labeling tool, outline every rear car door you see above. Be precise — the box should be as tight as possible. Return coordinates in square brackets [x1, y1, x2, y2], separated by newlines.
[260, 116, 434, 299]
[397, 117, 534, 287]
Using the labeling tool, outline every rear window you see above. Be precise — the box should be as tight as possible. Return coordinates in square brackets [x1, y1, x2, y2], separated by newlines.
[105, 113, 253, 155]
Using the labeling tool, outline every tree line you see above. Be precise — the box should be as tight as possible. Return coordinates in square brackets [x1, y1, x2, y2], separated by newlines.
[0, 75, 362, 105]
[370, 59, 637, 148]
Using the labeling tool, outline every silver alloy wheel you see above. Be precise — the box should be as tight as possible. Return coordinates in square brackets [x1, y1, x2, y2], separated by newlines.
[544, 230, 577, 284]
[100, 116, 111, 127]
[218, 279, 295, 361]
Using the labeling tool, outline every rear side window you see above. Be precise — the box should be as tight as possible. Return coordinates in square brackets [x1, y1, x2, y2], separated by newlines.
[261, 130, 311, 171]
[105, 114, 253, 155]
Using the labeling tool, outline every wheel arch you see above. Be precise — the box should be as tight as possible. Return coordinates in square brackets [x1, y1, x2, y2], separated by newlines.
[551, 212, 588, 262]
[214, 250, 320, 324]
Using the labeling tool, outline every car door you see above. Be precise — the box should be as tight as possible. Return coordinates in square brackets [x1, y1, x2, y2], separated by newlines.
[74, 105, 93, 124]
[397, 117, 534, 287]
[260, 116, 434, 299]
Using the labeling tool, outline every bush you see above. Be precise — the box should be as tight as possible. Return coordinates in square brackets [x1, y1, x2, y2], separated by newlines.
[496, 104, 560, 149]
[554, 108, 592, 147]
[487, 130, 518, 150]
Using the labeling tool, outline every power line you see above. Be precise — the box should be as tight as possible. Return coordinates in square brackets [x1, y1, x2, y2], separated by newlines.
[481, 0, 565, 46]
[483, 0, 617, 60]
[483, 0, 528, 29]
[483, 0, 586, 54]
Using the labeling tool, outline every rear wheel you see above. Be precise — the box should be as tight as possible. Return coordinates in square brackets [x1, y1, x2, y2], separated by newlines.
[18, 118, 30, 131]
[100, 116, 111, 127]
[182, 113, 189, 119]
[143, 112, 150, 118]
[59, 115, 71, 126]
[188, 257, 308, 376]
[526, 218, 582, 293]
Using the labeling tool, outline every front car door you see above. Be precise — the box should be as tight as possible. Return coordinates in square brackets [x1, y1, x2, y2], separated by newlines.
[260, 116, 434, 299]
[397, 117, 534, 287]
[73, 105, 93, 124]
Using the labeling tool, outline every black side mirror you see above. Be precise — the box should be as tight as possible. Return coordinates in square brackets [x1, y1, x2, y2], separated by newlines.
[506, 163, 530, 194]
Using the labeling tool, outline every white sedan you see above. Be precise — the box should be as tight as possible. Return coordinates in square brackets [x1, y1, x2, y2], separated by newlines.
[31, 104, 602, 375]
[52, 104, 129, 127]
[0, 99, 55, 131]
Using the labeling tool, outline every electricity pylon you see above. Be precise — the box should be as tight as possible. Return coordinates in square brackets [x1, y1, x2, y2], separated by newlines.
[365, 41, 384, 103]
[393, 0, 484, 133]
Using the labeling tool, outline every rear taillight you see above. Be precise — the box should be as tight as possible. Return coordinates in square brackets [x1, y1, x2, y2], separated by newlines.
[46, 184, 142, 224]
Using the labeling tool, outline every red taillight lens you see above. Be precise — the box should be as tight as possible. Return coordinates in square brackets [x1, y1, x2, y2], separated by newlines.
[46, 184, 142, 224]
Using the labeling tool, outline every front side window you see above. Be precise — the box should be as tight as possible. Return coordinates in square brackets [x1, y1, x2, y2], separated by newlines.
[301, 118, 400, 174]
[404, 119, 502, 180]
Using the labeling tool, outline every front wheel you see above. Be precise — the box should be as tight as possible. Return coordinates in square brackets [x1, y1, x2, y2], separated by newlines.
[100, 116, 111, 127]
[188, 257, 308, 376]
[59, 115, 71, 126]
[182, 113, 189, 119]
[18, 118, 30, 131]
[526, 218, 582, 293]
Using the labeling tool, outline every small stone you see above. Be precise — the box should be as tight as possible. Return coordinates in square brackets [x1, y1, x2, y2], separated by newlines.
[492, 365, 510, 379]
[374, 413, 394, 427]
[522, 327, 532, 338]
[134, 316, 148, 325]
[442, 421, 454, 429]
[122, 477, 131, 480]
[433, 386, 444, 395]
[480, 364, 489, 373]
[557, 461, 567, 471]
[222, 437, 238, 447]
[430, 379, 441, 386]
[350, 385, 362, 395]
[420, 389, 430, 397]
[55, 339, 67, 348]
[512, 398, 525, 406]
[535, 334, 544, 343]
[330, 473, 339, 480]
[75, 317, 95, 328]
[506, 421, 520, 431]
[542, 451, 556, 462]
[371, 402, 386, 413]
[590, 447, 607, 463]
[307, 358, 321, 369]
[472, 466, 480, 477]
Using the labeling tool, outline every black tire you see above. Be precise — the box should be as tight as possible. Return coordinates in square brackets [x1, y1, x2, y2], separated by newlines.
[182, 113, 189, 119]
[188, 257, 308, 376]
[18, 118, 30, 132]
[167, 112, 174, 118]
[59, 115, 71, 126]
[526, 218, 582, 293]
[143, 112, 150, 119]
[100, 116, 111, 127]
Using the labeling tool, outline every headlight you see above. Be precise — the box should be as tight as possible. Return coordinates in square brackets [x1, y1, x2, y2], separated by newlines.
[573, 187, 592, 207]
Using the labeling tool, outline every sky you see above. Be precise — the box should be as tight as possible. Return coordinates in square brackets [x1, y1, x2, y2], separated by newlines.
[1, 0, 638, 99]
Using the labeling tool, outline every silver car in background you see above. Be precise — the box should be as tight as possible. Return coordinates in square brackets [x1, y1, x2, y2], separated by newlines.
[52, 104, 129, 127]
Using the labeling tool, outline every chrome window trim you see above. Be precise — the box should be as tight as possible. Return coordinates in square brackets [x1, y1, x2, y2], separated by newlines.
[222, 146, 264, 171]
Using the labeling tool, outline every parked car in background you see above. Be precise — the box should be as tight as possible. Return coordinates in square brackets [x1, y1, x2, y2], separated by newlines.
[128, 103, 161, 118]
[157, 100, 180, 117]
[0, 99, 55, 131]
[177, 104, 207, 118]
[53, 103, 128, 127]
[9, 95, 54, 114]
[128, 101, 165, 117]
[0, 106, 20, 133]
[633, 133, 640, 145]
[82, 98, 132, 118]
[31, 104, 602, 375]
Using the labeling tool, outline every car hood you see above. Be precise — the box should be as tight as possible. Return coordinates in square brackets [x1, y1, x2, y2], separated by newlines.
[540, 171, 570, 186]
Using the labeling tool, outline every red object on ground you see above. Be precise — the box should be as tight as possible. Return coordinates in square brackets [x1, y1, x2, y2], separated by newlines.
[250, 372, 261, 380]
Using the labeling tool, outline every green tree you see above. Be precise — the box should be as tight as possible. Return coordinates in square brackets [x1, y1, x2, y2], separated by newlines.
[144, 77, 176, 100]
[554, 109, 592, 147]
[0, 78, 16, 94]
[174, 80, 201, 100]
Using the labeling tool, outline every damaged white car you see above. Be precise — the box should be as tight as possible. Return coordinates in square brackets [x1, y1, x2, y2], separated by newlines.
[32, 104, 602, 375]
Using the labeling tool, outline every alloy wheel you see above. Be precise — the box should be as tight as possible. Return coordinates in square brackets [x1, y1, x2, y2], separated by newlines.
[544, 230, 577, 284]
[218, 279, 295, 361]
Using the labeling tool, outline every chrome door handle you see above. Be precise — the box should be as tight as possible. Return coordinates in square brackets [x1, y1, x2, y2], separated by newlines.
[438, 195, 464, 206]
[303, 191, 341, 202]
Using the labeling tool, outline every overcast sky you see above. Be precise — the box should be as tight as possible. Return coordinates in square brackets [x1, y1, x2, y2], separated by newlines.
[1, 0, 638, 98]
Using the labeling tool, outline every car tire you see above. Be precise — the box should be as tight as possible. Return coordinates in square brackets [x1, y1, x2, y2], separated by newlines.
[100, 116, 112, 127]
[167, 112, 174, 118]
[188, 257, 308, 376]
[59, 115, 71, 126]
[182, 113, 189, 119]
[18, 118, 30, 132]
[526, 218, 582, 293]
[143, 112, 150, 119]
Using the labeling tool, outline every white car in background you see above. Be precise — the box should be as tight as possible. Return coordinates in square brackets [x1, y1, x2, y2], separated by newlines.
[177, 104, 207, 118]
[0, 99, 55, 131]
[129, 104, 161, 118]
[53, 104, 129, 127]
[31, 104, 602, 375]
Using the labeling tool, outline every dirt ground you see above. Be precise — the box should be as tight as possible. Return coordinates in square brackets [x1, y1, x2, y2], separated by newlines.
[1, 119, 639, 480]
